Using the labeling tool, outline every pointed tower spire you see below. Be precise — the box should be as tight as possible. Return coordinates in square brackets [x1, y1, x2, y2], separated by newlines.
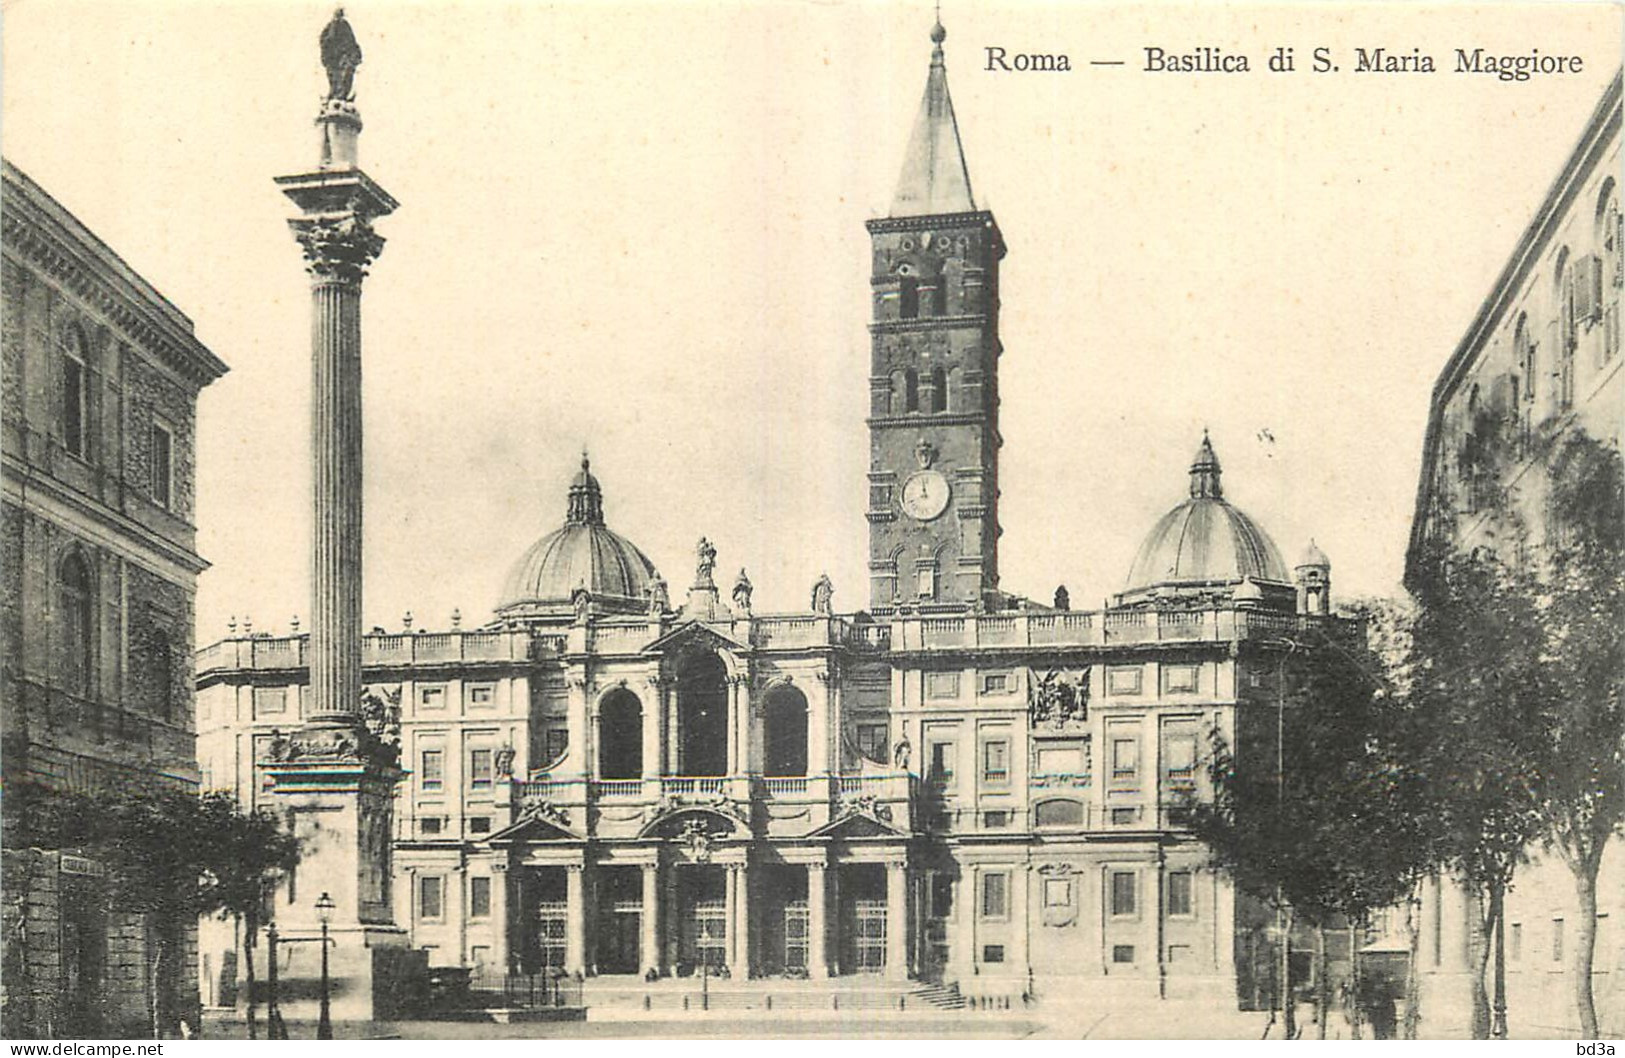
[890, 18, 976, 216]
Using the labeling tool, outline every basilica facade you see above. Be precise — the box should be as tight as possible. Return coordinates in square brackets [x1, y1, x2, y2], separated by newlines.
[196, 23, 1346, 1007]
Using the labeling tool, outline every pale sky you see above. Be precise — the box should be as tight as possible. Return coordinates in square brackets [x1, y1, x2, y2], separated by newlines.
[4, 1, 1621, 641]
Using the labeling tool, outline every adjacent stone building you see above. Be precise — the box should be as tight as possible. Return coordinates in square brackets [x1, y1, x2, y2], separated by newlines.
[1, 159, 228, 1036]
[1405, 72, 1624, 1036]
[195, 24, 1350, 1009]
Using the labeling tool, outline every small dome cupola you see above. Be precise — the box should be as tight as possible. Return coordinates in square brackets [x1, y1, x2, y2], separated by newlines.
[495, 454, 662, 623]
[1295, 538, 1333, 616]
[1189, 431, 1223, 499]
[566, 453, 605, 526]
[1119, 433, 1294, 610]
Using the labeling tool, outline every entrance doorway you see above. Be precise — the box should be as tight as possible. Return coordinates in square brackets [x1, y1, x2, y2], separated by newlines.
[595, 868, 643, 975]
[756, 864, 810, 976]
[838, 864, 887, 975]
[675, 866, 727, 973]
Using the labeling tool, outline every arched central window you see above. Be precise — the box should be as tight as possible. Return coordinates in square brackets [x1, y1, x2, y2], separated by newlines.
[1557, 248, 1577, 410]
[929, 367, 948, 413]
[763, 686, 809, 778]
[676, 652, 728, 777]
[1599, 180, 1620, 364]
[904, 368, 920, 413]
[58, 552, 93, 696]
[598, 689, 643, 780]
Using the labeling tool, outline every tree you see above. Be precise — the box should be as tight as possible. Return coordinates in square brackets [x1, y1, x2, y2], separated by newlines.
[193, 793, 300, 1040]
[1529, 431, 1625, 1038]
[1406, 540, 1551, 1039]
[1188, 619, 1436, 1040]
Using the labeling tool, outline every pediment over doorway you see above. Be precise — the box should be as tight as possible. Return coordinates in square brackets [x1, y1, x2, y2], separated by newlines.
[643, 620, 750, 658]
[486, 798, 584, 844]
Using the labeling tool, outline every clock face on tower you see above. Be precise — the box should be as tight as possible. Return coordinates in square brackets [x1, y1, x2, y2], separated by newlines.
[901, 470, 951, 521]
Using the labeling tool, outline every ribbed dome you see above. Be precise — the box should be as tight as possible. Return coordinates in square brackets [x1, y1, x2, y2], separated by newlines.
[496, 456, 661, 615]
[1123, 435, 1289, 593]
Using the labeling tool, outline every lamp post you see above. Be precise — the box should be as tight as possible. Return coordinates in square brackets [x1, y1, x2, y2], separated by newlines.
[315, 892, 335, 1039]
[266, 922, 287, 1041]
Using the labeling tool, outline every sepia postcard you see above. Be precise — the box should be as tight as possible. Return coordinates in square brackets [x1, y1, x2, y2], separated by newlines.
[2, 0, 1621, 1046]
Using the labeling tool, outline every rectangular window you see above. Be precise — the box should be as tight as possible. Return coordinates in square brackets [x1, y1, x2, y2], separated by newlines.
[981, 944, 1005, 964]
[420, 749, 444, 790]
[1552, 918, 1565, 962]
[1110, 806, 1139, 826]
[981, 673, 1009, 695]
[1112, 736, 1140, 779]
[419, 684, 446, 710]
[927, 741, 956, 789]
[469, 748, 494, 789]
[1167, 871, 1193, 917]
[1162, 664, 1199, 694]
[469, 816, 492, 835]
[856, 723, 888, 762]
[544, 727, 569, 766]
[1110, 871, 1137, 917]
[419, 876, 444, 920]
[982, 810, 1011, 829]
[982, 740, 1010, 784]
[1164, 730, 1199, 779]
[149, 421, 174, 508]
[253, 686, 287, 717]
[1510, 923, 1522, 962]
[1112, 945, 1136, 964]
[930, 874, 954, 920]
[981, 872, 1009, 920]
[1043, 878, 1074, 909]
[467, 684, 495, 708]
[469, 876, 492, 919]
[420, 816, 443, 836]
[926, 671, 960, 699]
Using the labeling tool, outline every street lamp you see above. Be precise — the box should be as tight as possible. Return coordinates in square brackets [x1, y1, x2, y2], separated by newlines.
[315, 892, 335, 1040]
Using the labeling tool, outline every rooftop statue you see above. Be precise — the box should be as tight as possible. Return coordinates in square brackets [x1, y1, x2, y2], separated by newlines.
[320, 7, 363, 101]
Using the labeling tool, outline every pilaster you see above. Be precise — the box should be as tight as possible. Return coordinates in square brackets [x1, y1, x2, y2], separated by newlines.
[886, 861, 909, 980]
[641, 860, 661, 977]
[808, 862, 829, 979]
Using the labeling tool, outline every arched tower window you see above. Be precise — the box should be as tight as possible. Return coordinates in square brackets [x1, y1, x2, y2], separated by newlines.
[1599, 180, 1620, 364]
[762, 686, 809, 778]
[930, 279, 947, 316]
[676, 652, 728, 777]
[930, 367, 948, 413]
[60, 325, 90, 460]
[1556, 248, 1577, 410]
[58, 551, 93, 696]
[146, 629, 174, 719]
[904, 368, 920, 413]
[598, 689, 643, 780]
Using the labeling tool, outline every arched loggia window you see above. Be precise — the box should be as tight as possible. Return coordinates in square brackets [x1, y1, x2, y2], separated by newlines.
[763, 686, 809, 778]
[598, 689, 643, 780]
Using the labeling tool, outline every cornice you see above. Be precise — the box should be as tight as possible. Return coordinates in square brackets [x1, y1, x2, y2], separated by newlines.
[1, 163, 228, 387]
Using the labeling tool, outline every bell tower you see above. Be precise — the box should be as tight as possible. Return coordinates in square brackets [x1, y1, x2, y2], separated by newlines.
[866, 19, 1005, 613]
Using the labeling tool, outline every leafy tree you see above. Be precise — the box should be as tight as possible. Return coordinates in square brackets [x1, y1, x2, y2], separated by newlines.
[1406, 539, 1551, 1039]
[1528, 431, 1624, 1038]
[1188, 618, 1436, 1040]
[193, 793, 300, 1040]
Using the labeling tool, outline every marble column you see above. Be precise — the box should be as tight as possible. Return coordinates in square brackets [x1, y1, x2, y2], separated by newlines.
[641, 861, 661, 977]
[733, 863, 751, 977]
[724, 863, 738, 972]
[886, 861, 909, 979]
[565, 864, 587, 975]
[640, 682, 660, 790]
[808, 863, 830, 978]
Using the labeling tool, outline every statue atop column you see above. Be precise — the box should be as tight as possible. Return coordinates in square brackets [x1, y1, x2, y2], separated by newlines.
[694, 537, 718, 588]
[811, 573, 835, 615]
[320, 8, 364, 101]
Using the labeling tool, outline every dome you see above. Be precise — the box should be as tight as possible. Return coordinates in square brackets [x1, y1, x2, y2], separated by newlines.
[1297, 538, 1330, 569]
[1123, 434, 1290, 594]
[496, 455, 661, 616]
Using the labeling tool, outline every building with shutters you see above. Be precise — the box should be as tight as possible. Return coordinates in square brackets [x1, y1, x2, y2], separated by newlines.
[1405, 71, 1624, 1037]
[1, 159, 229, 1037]
[194, 21, 1349, 1008]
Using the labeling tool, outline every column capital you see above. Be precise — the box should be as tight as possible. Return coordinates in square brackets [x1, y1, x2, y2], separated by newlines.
[288, 214, 385, 285]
